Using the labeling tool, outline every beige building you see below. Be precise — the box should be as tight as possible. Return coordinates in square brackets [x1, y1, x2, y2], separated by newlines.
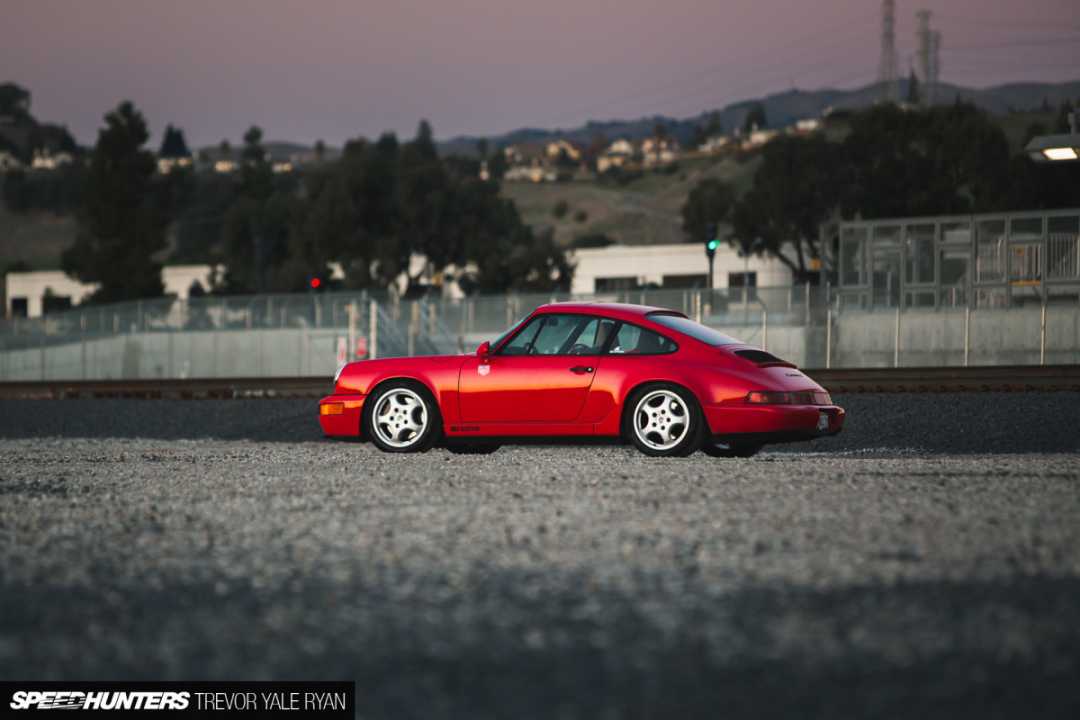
[569, 242, 793, 295]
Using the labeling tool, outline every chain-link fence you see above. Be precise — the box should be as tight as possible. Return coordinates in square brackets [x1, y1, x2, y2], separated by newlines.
[1, 285, 1078, 380]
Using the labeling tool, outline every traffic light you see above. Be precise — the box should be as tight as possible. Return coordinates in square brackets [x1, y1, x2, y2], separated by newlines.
[704, 225, 721, 262]
[704, 223, 719, 291]
[308, 276, 324, 291]
[705, 223, 719, 260]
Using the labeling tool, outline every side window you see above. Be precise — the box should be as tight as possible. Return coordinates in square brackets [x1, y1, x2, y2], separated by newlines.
[530, 315, 587, 355]
[608, 323, 677, 355]
[567, 317, 618, 355]
[499, 317, 544, 355]
[498, 315, 615, 355]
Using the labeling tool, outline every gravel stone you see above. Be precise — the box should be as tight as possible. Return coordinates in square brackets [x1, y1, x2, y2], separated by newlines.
[1, 395, 1079, 718]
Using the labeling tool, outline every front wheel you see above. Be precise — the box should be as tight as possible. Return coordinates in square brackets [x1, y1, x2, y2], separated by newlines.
[623, 384, 704, 457]
[364, 381, 441, 453]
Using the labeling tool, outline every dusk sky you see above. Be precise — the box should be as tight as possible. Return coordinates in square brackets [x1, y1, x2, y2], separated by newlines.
[4, 0, 1078, 148]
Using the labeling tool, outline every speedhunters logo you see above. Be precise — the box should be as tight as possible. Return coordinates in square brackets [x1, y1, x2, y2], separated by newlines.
[1, 683, 353, 716]
[10, 691, 189, 710]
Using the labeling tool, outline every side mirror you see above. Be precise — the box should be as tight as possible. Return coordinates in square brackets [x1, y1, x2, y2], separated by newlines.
[476, 341, 491, 357]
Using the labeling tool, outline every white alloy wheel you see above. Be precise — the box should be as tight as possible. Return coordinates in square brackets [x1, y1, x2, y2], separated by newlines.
[372, 387, 428, 449]
[633, 389, 691, 451]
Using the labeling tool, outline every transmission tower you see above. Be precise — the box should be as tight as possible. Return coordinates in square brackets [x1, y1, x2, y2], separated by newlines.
[878, 0, 899, 103]
[916, 10, 933, 106]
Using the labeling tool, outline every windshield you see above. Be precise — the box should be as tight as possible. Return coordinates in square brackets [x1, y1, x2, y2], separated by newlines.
[491, 316, 529, 350]
[648, 313, 742, 346]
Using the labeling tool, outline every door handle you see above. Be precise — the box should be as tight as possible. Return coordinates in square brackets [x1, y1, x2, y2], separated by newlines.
[569, 365, 594, 374]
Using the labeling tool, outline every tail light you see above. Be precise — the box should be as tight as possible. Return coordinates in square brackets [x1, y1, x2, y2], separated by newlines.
[746, 390, 832, 405]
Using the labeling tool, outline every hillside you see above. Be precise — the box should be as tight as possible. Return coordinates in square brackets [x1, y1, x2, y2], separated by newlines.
[503, 153, 760, 247]
[438, 78, 1080, 155]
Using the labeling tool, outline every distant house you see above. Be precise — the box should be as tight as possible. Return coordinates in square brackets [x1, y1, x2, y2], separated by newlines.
[596, 138, 636, 173]
[157, 156, 193, 174]
[503, 165, 556, 183]
[213, 159, 238, 174]
[641, 137, 680, 167]
[30, 149, 74, 170]
[0, 150, 22, 172]
[545, 139, 582, 162]
[742, 128, 779, 150]
[793, 118, 822, 134]
[697, 135, 730, 154]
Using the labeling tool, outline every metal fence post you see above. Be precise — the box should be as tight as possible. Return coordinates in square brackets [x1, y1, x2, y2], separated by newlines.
[347, 302, 356, 363]
[963, 306, 971, 367]
[825, 307, 832, 369]
[894, 306, 901, 368]
[369, 300, 378, 360]
[1040, 303, 1047, 366]
[761, 308, 768, 351]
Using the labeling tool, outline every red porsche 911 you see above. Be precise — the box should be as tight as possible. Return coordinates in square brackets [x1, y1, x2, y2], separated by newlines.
[319, 303, 844, 457]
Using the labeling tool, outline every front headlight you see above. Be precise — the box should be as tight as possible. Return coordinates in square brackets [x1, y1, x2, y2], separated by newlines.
[333, 363, 346, 386]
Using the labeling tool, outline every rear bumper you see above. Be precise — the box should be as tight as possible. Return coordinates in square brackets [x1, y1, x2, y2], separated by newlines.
[318, 394, 365, 437]
[703, 404, 845, 444]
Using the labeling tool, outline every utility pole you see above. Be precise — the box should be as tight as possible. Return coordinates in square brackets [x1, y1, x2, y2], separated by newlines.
[879, 0, 898, 103]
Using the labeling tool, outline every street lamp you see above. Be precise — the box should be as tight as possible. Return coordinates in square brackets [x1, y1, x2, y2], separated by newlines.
[1024, 111, 1079, 163]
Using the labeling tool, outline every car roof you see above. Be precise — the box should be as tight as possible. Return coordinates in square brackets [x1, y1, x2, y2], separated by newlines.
[533, 302, 685, 322]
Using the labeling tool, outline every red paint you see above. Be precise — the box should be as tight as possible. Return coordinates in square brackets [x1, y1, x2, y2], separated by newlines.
[318, 303, 845, 447]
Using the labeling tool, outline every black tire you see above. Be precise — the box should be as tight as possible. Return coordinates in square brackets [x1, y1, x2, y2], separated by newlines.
[622, 382, 705, 457]
[363, 380, 442, 453]
[702, 441, 762, 458]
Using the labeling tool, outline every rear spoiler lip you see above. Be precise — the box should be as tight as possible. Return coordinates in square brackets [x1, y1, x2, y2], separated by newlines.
[724, 345, 798, 369]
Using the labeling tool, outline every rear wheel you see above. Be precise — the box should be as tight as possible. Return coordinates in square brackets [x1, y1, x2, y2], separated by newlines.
[364, 381, 441, 453]
[702, 441, 762, 458]
[623, 384, 704, 457]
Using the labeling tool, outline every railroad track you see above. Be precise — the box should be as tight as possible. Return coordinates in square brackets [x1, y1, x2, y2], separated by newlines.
[2, 365, 1079, 400]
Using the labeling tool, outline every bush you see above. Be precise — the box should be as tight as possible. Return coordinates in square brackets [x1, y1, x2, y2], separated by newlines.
[552, 200, 569, 219]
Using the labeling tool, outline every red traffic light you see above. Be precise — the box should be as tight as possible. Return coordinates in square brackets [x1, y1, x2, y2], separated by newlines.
[309, 277, 322, 289]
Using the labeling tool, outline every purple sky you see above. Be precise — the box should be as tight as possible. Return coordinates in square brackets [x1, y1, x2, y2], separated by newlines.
[4, 0, 1078, 148]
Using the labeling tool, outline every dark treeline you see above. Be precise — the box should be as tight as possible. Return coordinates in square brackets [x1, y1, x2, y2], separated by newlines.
[10, 101, 571, 304]
[685, 101, 1080, 281]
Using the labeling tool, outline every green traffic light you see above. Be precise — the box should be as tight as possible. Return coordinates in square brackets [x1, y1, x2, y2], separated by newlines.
[707, 239, 720, 251]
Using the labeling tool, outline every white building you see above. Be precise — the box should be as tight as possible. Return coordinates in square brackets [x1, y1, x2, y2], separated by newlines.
[568, 242, 792, 296]
[5, 265, 219, 319]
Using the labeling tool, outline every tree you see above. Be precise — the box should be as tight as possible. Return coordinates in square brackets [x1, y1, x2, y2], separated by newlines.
[219, 125, 285, 293]
[743, 103, 767, 133]
[158, 124, 191, 158]
[906, 69, 920, 104]
[0, 83, 31, 120]
[681, 178, 734, 244]
[732, 134, 841, 281]
[487, 147, 508, 180]
[693, 111, 724, 147]
[61, 101, 167, 303]
[840, 103, 1012, 218]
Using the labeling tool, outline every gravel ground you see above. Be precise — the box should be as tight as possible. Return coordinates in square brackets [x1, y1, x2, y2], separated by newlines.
[2, 392, 1079, 453]
[1, 396, 1079, 718]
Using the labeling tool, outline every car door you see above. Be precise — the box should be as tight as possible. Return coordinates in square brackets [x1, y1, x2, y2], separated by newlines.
[458, 314, 614, 423]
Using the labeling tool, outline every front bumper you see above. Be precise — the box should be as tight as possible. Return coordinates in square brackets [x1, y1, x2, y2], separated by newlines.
[703, 403, 845, 444]
[318, 394, 365, 437]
